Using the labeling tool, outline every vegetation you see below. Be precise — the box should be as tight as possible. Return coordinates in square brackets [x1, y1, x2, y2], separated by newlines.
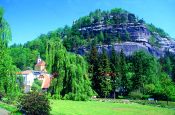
[18, 92, 51, 115]
[46, 37, 94, 100]
[0, 102, 21, 114]
[0, 7, 21, 103]
[0, 6, 175, 114]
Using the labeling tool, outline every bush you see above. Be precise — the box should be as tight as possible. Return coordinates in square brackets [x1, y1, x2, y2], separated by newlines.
[170, 95, 175, 102]
[63, 93, 89, 101]
[18, 92, 51, 115]
[128, 91, 143, 100]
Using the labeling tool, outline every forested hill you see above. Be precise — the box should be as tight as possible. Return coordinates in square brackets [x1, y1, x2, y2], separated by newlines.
[10, 8, 175, 70]
[8, 8, 175, 100]
[70, 8, 175, 57]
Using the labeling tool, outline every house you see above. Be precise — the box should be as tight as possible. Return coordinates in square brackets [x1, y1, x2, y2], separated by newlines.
[38, 74, 51, 91]
[17, 70, 35, 93]
[34, 55, 46, 71]
[18, 55, 51, 93]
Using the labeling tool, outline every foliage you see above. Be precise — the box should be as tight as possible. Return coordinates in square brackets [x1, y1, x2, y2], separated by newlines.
[128, 90, 143, 100]
[0, 7, 21, 100]
[146, 24, 169, 38]
[46, 37, 94, 100]
[0, 102, 21, 114]
[18, 92, 51, 115]
[31, 79, 42, 92]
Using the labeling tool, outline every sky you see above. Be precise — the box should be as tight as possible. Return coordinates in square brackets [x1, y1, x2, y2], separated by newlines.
[0, 0, 175, 44]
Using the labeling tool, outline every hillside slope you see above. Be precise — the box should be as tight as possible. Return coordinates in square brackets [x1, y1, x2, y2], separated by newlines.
[68, 8, 175, 57]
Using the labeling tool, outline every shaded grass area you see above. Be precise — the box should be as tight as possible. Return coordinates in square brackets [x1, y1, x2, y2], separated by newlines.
[131, 100, 175, 109]
[50, 100, 175, 115]
[0, 102, 21, 115]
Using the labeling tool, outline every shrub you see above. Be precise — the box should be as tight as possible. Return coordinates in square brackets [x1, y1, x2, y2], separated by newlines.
[18, 92, 51, 115]
[128, 90, 143, 100]
[31, 79, 42, 91]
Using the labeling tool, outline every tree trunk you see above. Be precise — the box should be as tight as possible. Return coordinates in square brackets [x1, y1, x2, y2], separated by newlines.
[114, 91, 115, 99]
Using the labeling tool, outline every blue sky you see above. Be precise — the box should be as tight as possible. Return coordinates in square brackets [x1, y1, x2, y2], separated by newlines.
[0, 0, 175, 44]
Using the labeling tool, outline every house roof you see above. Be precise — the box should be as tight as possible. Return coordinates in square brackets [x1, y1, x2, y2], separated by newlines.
[41, 74, 51, 89]
[35, 61, 46, 66]
[17, 70, 32, 75]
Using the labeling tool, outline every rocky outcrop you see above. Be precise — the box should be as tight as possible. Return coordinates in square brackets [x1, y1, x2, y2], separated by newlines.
[78, 20, 175, 57]
[77, 42, 165, 57]
[79, 23, 150, 42]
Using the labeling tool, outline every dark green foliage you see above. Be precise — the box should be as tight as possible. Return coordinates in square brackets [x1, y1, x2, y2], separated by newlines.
[10, 46, 39, 70]
[110, 47, 121, 98]
[96, 49, 112, 97]
[119, 50, 131, 95]
[18, 92, 51, 115]
[88, 45, 99, 88]
[131, 51, 158, 92]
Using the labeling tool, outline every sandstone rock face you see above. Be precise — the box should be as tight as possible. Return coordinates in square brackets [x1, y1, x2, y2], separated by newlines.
[79, 23, 151, 42]
[77, 42, 165, 57]
[78, 22, 175, 57]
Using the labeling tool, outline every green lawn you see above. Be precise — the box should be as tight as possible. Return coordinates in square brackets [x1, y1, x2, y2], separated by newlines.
[50, 100, 175, 115]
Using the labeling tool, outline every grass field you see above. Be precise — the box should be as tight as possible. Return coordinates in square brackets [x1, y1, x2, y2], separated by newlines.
[1, 100, 175, 115]
[50, 100, 175, 115]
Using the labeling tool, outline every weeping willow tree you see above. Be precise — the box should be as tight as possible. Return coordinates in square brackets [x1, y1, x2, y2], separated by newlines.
[0, 7, 20, 96]
[46, 38, 94, 100]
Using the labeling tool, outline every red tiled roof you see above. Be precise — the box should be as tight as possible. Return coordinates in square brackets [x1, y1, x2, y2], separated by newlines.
[17, 70, 32, 75]
[41, 74, 50, 89]
[35, 61, 46, 66]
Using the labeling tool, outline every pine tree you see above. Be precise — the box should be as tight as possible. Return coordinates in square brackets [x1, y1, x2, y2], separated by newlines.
[110, 47, 121, 98]
[119, 50, 131, 95]
[97, 48, 112, 97]
[88, 45, 98, 90]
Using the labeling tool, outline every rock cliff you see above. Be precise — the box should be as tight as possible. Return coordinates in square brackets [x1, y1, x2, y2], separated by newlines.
[78, 22, 175, 57]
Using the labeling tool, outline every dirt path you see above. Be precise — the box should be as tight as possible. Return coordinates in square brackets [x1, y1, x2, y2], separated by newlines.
[0, 108, 9, 115]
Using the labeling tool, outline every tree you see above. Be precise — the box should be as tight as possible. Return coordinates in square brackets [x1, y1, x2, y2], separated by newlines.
[154, 73, 175, 105]
[132, 51, 159, 94]
[88, 45, 98, 89]
[110, 47, 121, 98]
[0, 7, 20, 97]
[119, 50, 131, 95]
[46, 37, 94, 100]
[97, 48, 112, 97]
[18, 92, 51, 115]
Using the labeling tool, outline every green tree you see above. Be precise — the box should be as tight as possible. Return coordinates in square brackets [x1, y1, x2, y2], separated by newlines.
[46, 37, 94, 100]
[97, 48, 112, 97]
[132, 51, 159, 94]
[0, 7, 20, 97]
[119, 50, 131, 95]
[110, 47, 121, 98]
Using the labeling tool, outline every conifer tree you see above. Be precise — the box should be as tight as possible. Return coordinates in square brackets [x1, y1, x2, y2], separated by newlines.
[97, 48, 112, 97]
[119, 50, 131, 95]
[110, 47, 121, 98]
